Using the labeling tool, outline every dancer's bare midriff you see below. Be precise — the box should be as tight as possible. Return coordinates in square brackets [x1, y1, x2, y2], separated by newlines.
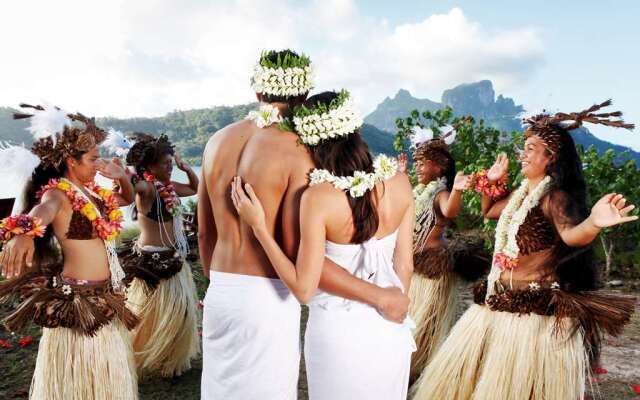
[498, 247, 555, 289]
[200, 119, 314, 279]
[137, 212, 176, 247]
[50, 202, 111, 282]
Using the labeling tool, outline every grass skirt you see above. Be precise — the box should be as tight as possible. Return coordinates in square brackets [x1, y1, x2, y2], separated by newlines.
[126, 261, 199, 378]
[411, 304, 587, 400]
[30, 320, 138, 400]
[408, 271, 458, 385]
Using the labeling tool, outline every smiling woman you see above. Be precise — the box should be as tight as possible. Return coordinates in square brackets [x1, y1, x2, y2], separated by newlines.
[0, 103, 139, 400]
[412, 100, 637, 400]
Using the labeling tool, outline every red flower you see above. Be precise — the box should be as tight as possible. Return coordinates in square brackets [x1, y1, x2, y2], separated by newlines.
[17, 336, 33, 347]
[197, 300, 204, 309]
[0, 339, 12, 349]
[593, 367, 608, 375]
[631, 384, 640, 395]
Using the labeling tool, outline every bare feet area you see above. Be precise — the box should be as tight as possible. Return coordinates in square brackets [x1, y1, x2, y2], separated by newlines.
[1, 265, 638, 399]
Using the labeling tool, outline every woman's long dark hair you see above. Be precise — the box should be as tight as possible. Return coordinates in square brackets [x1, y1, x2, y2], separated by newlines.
[538, 130, 598, 291]
[19, 159, 79, 267]
[306, 91, 379, 243]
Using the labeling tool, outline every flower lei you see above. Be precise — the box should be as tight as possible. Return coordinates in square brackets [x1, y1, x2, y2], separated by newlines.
[36, 179, 124, 241]
[413, 177, 447, 217]
[492, 176, 552, 271]
[250, 50, 314, 97]
[309, 155, 397, 198]
[285, 89, 363, 146]
[0, 215, 46, 243]
[245, 104, 283, 128]
[473, 169, 508, 200]
[143, 172, 182, 217]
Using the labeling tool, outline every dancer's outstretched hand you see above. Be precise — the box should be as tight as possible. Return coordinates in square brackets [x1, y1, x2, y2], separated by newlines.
[231, 176, 266, 231]
[487, 152, 509, 182]
[589, 193, 638, 228]
[397, 153, 408, 174]
[96, 158, 126, 180]
[0, 235, 35, 279]
[452, 171, 473, 191]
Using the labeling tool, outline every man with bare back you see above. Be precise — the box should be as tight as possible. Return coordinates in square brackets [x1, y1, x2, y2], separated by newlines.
[197, 50, 409, 400]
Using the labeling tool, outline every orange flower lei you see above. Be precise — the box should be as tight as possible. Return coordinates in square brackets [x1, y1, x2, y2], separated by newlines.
[36, 179, 124, 241]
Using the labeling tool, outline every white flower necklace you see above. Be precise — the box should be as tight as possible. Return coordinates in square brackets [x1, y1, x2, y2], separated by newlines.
[309, 154, 397, 198]
[246, 104, 283, 128]
[413, 177, 447, 250]
[414, 177, 447, 217]
[486, 175, 552, 296]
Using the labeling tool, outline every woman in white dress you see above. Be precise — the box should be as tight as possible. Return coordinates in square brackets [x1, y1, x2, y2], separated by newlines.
[232, 90, 416, 400]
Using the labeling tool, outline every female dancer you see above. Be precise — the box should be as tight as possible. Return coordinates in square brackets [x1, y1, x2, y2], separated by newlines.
[0, 104, 139, 399]
[398, 129, 488, 385]
[232, 90, 416, 400]
[412, 100, 637, 400]
[118, 132, 199, 378]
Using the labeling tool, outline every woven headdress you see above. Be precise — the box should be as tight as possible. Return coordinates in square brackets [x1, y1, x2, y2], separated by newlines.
[523, 99, 634, 155]
[13, 103, 107, 170]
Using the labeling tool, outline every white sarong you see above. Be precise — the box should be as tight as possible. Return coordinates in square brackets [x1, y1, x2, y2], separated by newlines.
[201, 271, 301, 400]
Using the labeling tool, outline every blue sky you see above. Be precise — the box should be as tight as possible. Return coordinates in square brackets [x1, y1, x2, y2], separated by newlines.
[1, 0, 637, 150]
[359, 0, 640, 149]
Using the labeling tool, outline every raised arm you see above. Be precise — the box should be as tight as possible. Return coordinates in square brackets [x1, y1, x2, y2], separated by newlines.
[481, 153, 511, 219]
[0, 189, 64, 278]
[438, 172, 472, 219]
[549, 192, 637, 248]
[96, 158, 135, 205]
[172, 154, 199, 197]
[197, 151, 217, 279]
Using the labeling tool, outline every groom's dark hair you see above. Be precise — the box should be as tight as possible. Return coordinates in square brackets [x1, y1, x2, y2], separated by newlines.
[306, 91, 380, 244]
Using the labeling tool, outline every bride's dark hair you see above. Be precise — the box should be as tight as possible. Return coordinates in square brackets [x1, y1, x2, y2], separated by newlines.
[305, 91, 379, 243]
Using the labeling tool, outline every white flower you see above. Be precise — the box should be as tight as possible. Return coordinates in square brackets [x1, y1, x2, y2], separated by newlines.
[410, 127, 434, 147]
[373, 155, 398, 180]
[62, 284, 72, 296]
[528, 282, 541, 291]
[246, 104, 283, 128]
[309, 169, 333, 186]
[152, 253, 161, 260]
[550, 282, 561, 290]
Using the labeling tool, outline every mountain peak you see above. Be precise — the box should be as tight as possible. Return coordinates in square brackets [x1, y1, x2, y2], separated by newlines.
[394, 89, 413, 100]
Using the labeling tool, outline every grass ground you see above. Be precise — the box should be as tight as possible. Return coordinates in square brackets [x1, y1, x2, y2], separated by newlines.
[1, 263, 639, 399]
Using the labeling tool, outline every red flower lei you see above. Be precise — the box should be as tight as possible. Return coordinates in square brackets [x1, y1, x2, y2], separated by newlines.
[36, 179, 124, 241]
[142, 171, 181, 216]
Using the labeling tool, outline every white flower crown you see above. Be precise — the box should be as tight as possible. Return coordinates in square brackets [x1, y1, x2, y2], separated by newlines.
[309, 154, 398, 198]
[250, 51, 314, 97]
[290, 90, 363, 146]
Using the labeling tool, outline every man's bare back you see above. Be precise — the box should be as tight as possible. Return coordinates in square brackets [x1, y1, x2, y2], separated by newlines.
[198, 117, 314, 278]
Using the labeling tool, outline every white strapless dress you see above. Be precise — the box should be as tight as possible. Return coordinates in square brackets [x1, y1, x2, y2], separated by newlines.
[304, 230, 416, 400]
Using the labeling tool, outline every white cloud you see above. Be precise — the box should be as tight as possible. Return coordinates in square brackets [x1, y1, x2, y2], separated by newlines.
[0, 2, 544, 118]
